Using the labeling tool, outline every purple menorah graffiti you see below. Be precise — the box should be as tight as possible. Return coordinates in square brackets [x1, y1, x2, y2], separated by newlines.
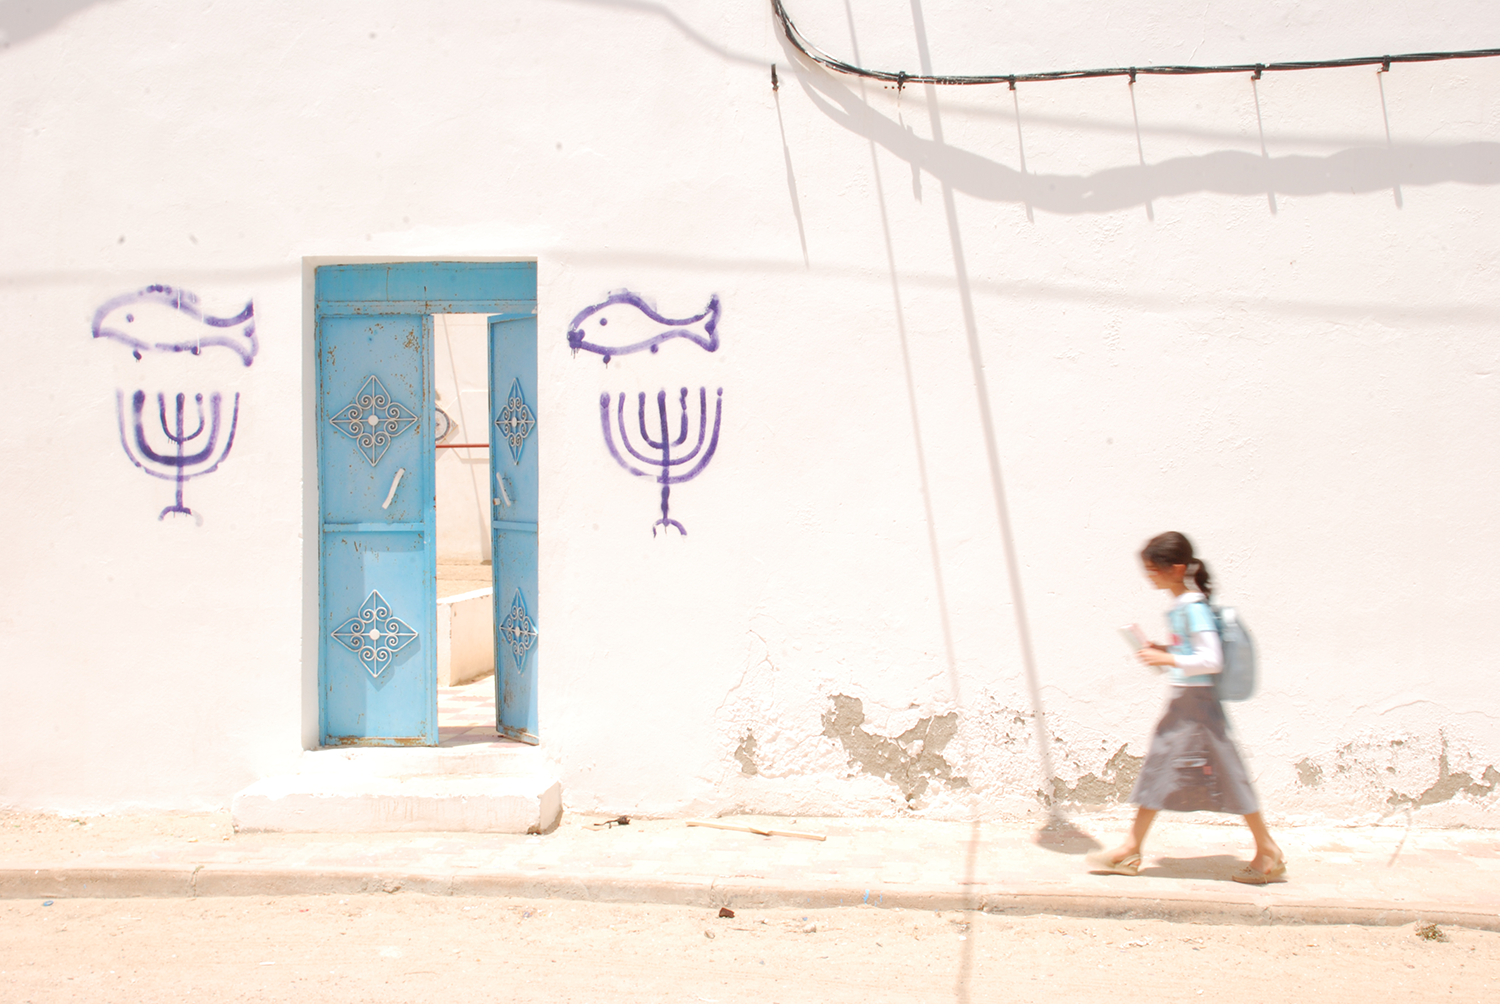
[116, 390, 240, 520]
[599, 386, 723, 536]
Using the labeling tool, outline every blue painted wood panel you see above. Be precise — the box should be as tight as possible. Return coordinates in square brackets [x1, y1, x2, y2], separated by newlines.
[317, 311, 437, 745]
[490, 314, 539, 744]
[316, 262, 536, 307]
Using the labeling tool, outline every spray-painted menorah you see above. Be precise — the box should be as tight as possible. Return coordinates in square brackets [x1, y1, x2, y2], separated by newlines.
[117, 389, 240, 520]
[599, 386, 723, 536]
[92, 284, 256, 521]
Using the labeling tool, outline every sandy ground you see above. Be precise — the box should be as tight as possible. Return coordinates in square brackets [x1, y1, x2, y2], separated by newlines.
[3, 813, 1499, 1002]
[2, 894, 1497, 1003]
[1, 811, 236, 856]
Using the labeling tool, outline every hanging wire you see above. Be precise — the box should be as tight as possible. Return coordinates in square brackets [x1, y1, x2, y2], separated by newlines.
[771, 0, 1500, 88]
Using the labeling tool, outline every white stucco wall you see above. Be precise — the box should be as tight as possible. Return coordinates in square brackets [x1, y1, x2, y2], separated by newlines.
[1, 1, 1497, 825]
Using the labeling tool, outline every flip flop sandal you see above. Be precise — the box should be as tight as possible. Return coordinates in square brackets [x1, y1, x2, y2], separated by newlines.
[1231, 859, 1288, 884]
[1085, 851, 1142, 876]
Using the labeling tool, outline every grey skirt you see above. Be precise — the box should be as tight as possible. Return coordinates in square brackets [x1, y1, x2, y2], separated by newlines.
[1129, 686, 1260, 815]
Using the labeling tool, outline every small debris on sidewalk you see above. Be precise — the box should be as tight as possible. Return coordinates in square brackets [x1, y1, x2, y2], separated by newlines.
[590, 816, 631, 830]
[718, 907, 735, 918]
[1415, 922, 1447, 942]
[686, 819, 826, 841]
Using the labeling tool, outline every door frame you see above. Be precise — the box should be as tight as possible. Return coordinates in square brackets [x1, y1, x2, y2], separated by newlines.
[301, 257, 538, 749]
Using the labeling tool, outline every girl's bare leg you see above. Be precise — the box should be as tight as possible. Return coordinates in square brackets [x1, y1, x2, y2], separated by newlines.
[1103, 807, 1158, 863]
[1242, 812, 1284, 873]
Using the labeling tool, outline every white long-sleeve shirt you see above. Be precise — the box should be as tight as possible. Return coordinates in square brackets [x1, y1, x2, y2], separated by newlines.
[1167, 591, 1223, 686]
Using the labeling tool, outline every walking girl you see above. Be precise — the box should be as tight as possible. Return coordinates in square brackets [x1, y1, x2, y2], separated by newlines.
[1087, 531, 1287, 883]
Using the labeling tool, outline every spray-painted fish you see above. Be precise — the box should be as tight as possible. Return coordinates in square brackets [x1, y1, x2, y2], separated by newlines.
[566, 291, 720, 363]
[91, 284, 258, 366]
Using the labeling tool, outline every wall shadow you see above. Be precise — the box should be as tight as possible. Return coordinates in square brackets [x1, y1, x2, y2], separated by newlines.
[0, 0, 118, 51]
[552, 0, 766, 67]
[842, 5, 988, 996]
[792, 52, 1500, 214]
[774, 86, 811, 266]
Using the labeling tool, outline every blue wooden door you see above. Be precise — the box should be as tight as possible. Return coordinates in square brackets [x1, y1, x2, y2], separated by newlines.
[489, 314, 539, 743]
[318, 311, 437, 745]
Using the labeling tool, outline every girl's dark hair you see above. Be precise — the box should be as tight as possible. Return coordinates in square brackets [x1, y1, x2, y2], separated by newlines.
[1141, 531, 1213, 598]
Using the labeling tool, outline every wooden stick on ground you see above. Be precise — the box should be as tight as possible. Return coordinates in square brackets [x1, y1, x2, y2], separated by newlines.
[685, 819, 827, 841]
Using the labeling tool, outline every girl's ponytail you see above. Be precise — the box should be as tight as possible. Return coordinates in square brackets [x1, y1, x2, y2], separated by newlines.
[1188, 559, 1213, 600]
[1141, 531, 1213, 599]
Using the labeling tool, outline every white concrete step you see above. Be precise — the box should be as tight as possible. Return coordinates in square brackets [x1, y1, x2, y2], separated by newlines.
[294, 741, 546, 778]
[231, 744, 560, 834]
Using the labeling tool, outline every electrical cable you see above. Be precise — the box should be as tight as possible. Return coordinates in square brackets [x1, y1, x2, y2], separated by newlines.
[771, 0, 1500, 89]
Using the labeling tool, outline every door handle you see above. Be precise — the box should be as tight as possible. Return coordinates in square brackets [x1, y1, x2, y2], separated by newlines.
[381, 467, 407, 510]
[494, 472, 513, 508]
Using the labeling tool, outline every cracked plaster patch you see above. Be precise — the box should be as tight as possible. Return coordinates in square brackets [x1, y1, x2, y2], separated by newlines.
[1295, 757, 1324, 788]
[821, 693, 970, 802]
[1386, 736, 1500, 809]
[733, 732, 760, 776]
[715, 633, 854, 783]
[1048, 744, 1142, 807]
[1286, 731, 1499, 819]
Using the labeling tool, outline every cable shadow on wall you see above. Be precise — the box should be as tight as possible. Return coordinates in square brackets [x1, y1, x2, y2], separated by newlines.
[776, 23, 1500, 872]
[783, 11, 1139, 877]
[774, 77, 812, 267]
[790, 53, 1500, 215]
[839, 9, 995, 1000]
[552, 0, 766, 68]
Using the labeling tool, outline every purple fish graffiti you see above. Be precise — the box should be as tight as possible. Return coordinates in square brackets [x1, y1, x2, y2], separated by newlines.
[91, 284, 258, 366]
[566, 291, 720, 363]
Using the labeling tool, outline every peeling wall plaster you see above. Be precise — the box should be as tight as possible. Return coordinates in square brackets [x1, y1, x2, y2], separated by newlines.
[1047, 745, 1142, 808]
[733, 732, 759, 776]
[1255, 729, 1500, 825]
[821, 694, 970, 804]
[716, 669, 1499, 826]
[1386, 737, 1499, 810]
[1295, 758, 1323, 788]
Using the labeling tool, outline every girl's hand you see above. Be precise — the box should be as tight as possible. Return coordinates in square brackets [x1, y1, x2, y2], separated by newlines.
[1136, 646, 1176, 668]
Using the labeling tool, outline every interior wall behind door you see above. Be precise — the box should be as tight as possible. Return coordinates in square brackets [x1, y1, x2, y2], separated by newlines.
[434, 314, 492, 563]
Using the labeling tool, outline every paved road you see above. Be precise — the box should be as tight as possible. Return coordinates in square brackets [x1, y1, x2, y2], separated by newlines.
[2, 894, 1496, 1003]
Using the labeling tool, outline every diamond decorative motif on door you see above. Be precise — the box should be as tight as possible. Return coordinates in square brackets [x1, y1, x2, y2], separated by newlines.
[495, 378, 535, 464]
[330, 589, 420, 679]
[329, 375, 419, 466]
[499, 587, 538, 671]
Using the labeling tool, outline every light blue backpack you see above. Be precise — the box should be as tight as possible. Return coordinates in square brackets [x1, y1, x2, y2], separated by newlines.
[1211, 605, 1257, 701]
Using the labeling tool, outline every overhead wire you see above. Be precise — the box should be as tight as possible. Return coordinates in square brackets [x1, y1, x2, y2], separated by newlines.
[771, 0, 1500, 89]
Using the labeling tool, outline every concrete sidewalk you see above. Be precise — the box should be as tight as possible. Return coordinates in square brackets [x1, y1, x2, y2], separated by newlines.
[2, 810, 1497, 930]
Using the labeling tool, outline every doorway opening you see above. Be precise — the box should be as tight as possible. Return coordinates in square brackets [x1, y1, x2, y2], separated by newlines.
[313, 260, 537, 748]
[433, 313, 500, 745]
